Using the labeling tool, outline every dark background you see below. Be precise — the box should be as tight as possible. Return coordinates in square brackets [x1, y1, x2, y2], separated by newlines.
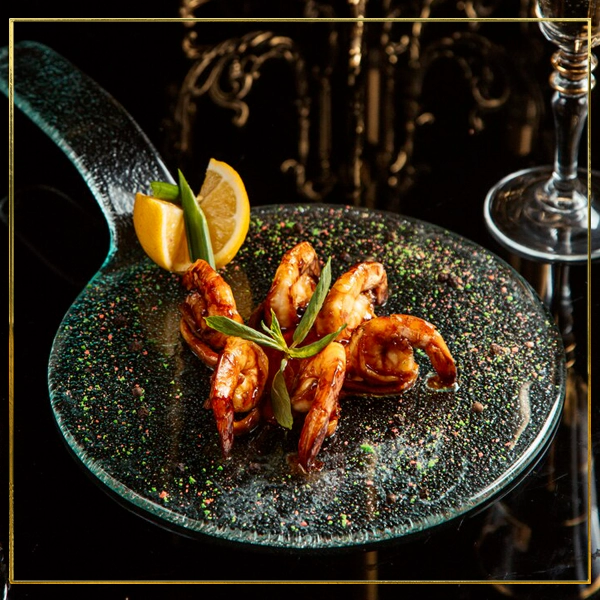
[2, 2, 599, 599]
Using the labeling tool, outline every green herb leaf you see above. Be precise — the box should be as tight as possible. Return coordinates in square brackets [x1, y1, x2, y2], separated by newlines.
[150, 181, 180, 204]
[292, 257, 332, 346]
[204, 255, 347, 431]
[179, 169, 215, 269]
[204, 316, 284, 352]
[287, 325, 346, 359]
[268, 310, 288, 348]
[271, 361, 294, 429]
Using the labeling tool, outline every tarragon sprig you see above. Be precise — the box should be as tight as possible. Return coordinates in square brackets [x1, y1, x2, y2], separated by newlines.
[204, 257, 345, 429]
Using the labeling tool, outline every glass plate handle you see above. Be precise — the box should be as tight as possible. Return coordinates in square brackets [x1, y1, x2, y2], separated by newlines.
[0, 40, 175, 258]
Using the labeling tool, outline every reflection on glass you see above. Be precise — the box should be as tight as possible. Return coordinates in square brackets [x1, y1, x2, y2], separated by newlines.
[475, 263, 599, 595]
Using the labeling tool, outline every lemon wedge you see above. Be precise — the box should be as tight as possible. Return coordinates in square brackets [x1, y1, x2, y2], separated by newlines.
[133, 159, 250, 272]
[198, 158, 251, 269]
[133, 193, 189, 273]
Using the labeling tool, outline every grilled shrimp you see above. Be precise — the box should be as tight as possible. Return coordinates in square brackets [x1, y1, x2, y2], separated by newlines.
[344, 314, 457, 395]
[259, 241, 321, 331]
[289, 341, 347, 472]
[179, 259, 244, 368]
[314, 261, 388, 343]
[209, 336, 269, 457]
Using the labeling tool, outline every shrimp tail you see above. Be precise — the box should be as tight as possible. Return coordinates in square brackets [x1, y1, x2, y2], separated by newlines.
[233, 408, 262, 436]
[211, 393, 235, 457]
[208, 338, 269, 458]
[179, 308, 219, 368]
[295, 344, 346, 472]
[426, 339, 457, 388]
[298, 405, 336, 472]
[210, 395, 261, 456]
[389, 314, 457, 388]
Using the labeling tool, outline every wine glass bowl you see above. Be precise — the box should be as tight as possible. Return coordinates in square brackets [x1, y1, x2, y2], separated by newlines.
[537, 0, 600, 49]
[484, 1, 600, 263]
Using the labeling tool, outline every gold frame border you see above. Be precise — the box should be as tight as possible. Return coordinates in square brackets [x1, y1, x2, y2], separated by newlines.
[6, 15, 595, 588]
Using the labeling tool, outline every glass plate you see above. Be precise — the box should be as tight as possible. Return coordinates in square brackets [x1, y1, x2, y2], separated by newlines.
[48, 203, 565, 550]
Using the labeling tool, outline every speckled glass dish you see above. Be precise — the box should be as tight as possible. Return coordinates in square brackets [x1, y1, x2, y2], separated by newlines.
[4, 42, 566, 551]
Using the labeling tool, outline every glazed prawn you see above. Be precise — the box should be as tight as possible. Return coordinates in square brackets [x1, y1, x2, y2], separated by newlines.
[314, 261, 388, 343]
[257, 241, 321, 332]
[344, 314, 457, 395]
[177, 248, 458, 472]
[179, 259, 244, 368]
[209, 336, 270, 457]
[289, 342, 347, 472]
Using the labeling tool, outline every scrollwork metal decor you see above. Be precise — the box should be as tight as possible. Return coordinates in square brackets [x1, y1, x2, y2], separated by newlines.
[173, 1, 541, 208]
[174, 31, 303, 143]
[369, 3, 514, 207]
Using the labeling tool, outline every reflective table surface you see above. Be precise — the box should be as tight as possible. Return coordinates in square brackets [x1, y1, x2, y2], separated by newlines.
[2, 6, 599, 599]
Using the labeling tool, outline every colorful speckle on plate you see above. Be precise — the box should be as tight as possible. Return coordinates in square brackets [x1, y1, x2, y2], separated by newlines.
[48, 204, 565, 549]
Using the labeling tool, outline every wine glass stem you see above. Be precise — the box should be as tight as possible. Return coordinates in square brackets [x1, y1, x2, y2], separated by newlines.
[551, 91, 586, 188]
[545, 49, 596, 209]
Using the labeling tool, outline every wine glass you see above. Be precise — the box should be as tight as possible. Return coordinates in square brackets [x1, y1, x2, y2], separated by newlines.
[483, 0, 600, 263]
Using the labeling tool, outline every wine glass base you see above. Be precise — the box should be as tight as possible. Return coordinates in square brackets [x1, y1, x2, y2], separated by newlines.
[484, 166, 600, 264]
